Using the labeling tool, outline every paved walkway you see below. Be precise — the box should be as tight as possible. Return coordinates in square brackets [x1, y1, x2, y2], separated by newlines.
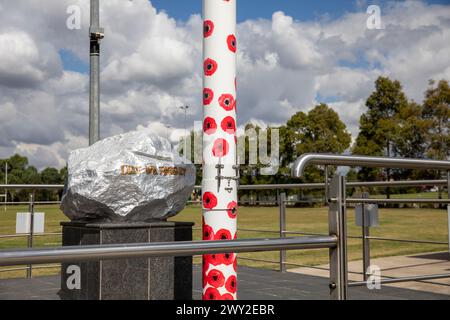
[0, 265, 448, 300]
[290, 252, 450, 296]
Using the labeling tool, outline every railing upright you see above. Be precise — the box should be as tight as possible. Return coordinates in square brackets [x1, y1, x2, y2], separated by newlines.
[279, 192, 287, 273]
[361, 192, 370, 281]
[328, 174, 348, 300]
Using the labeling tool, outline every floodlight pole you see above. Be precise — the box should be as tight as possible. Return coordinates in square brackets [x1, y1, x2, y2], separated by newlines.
[89, 0, 104, 145]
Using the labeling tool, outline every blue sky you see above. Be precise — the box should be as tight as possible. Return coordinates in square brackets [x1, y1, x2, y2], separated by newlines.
[149, 0, 450, 22]
[60, 0, 449, 74]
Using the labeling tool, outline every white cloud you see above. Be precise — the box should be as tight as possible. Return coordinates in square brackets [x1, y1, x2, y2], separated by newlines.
[0, 0, 449, 169]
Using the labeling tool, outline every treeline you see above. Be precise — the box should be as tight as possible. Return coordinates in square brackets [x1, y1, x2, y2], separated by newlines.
[1, 77, 448, 203]
[0, 155, 67, 202]
[193, 77, 449, 201]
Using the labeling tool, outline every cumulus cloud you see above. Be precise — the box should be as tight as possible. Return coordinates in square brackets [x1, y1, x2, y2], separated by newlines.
[0, 0, 449, 169]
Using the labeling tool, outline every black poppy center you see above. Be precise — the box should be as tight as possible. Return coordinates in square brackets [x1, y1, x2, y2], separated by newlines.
[206, 198, 210, 203]
[207, 63, 213, 70]
[204, 93, 209, 99]
[204, 25, 210, 33]
[231, 40, 236, 47]
[224, 99, 230, 105]
[212, 275, 218, 281]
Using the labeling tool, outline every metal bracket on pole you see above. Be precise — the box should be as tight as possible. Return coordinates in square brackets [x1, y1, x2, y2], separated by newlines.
[328, 174, 348, 300]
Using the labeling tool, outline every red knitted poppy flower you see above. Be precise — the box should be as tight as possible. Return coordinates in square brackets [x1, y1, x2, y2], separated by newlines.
[203, 88, 214, 105]
[225, 275, 237, 293]
[203, 223, 214, 240]
[221, 252, 235, 265]
[206, 269, 225, 288]
[202, 192, 217, 209]
[227, 201, 237, 219]
[221, 293, 235, 300]
[221, 116, 236, 134]
[214, 229, 232, 240]
[204, 254, 222, 266]
[212, 138, 229, 157]
[203, 117, 217, 135]
[227, 34, 236, 53]
[218, 94, 235, 111]
[204, 58, 218, 76]
[204, 20, 214, 38]
[203, 287, 221, 300]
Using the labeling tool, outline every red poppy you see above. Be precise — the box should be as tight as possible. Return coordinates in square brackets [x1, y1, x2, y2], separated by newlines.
[203, 223, 214, 240]
[205, 254, 222, 266]
[221, 293, 235, 300]
[225, 275, 237, 293]
[206, 269, 225, 288]
[204, 58, 218, 76]
[204, 20, 214, 38]
[233, 257, 237, 271]
[203, 192, 217, 209]
[227, 201, 237, 219]
[203, 117, 217, 135]
[221, 252, 235, 265]
[214, 229, 232, 240]
[218, 94, 235, 111]
[203, 88, 214, 105]
[227, 34, 237, 53]
[203, 287, 221, 300]
[221, 116, 236, 135]
[212, 138, 229, 157]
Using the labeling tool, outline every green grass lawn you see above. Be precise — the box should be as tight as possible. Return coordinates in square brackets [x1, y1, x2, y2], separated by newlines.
[0, 203, 448, 279]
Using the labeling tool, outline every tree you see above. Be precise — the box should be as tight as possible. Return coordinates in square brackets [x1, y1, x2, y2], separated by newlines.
[353, 77, 409, 187]
[281, 103, 351, 182]
[422, 80, 450, 160]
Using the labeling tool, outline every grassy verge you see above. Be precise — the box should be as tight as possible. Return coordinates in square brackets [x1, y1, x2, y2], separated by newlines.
[0, 204, 447, 278]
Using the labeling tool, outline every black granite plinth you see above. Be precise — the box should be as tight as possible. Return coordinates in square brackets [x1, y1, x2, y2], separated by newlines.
[58, 221, 194, 300]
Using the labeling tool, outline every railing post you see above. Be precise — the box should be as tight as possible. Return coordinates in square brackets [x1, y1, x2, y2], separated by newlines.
[279, 192, 287, 273]
[361, 192, 371, 281]
[447, 171, 450, 254]
[27, 191, 35, 278]
[324, 165, 329, 205]
[328, 174, 348, 300]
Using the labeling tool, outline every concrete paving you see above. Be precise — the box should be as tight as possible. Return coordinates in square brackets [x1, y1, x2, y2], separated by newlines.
[0, 265, 448, 300]
[290, 251, 450, 296]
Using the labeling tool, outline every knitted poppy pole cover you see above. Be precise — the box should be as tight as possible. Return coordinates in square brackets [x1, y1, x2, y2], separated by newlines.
[202, 0, 238, 300]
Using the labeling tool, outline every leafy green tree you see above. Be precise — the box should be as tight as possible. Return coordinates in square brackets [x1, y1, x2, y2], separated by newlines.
[281, 103, 351, 182]
[422, 80, 450, 160]
[353, 77, 409, 189]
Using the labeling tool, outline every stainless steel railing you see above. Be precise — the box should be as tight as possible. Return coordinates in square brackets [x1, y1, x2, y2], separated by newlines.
[291, 153, 450, 289]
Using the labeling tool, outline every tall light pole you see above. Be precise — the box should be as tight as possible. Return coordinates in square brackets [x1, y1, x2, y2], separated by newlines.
[89, 0, 104, 145]
[180, 105, 189, 158]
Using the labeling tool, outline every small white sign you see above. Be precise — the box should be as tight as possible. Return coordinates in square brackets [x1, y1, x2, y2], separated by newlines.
[16, 212, 45, 234]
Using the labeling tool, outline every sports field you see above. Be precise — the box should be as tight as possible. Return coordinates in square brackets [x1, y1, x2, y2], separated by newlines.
[0, 203, 448, 279]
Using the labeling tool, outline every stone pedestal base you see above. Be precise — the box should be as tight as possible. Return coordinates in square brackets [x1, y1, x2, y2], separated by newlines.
[58, 221, 193, 300]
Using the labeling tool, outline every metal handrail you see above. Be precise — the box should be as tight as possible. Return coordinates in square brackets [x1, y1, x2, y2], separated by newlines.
[0, 236, 337, 267]
[0, 179, 447, 191]
[292, 153, 450, 178]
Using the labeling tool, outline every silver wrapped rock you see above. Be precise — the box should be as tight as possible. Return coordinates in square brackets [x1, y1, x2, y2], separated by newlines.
[60, 131, 196, 222]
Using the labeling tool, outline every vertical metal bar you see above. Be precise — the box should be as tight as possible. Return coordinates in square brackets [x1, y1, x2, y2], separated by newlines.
[26, 191, 35, 278]
[89, 0, 101, 145]
[324, 165, 329, 205]
[361, 192, 370, 281]
[328, 174, 348, 300]
[279, 193, 287, 273]
[447, 171, 450, 253]
[4, 162, 7, 211]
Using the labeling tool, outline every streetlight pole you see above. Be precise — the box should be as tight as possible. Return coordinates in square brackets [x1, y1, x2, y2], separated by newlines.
[180, 105, 189, 158]
[89, 0, 104, 145]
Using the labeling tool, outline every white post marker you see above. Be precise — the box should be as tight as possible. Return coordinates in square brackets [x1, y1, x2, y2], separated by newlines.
[202, 0, 238, 300]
